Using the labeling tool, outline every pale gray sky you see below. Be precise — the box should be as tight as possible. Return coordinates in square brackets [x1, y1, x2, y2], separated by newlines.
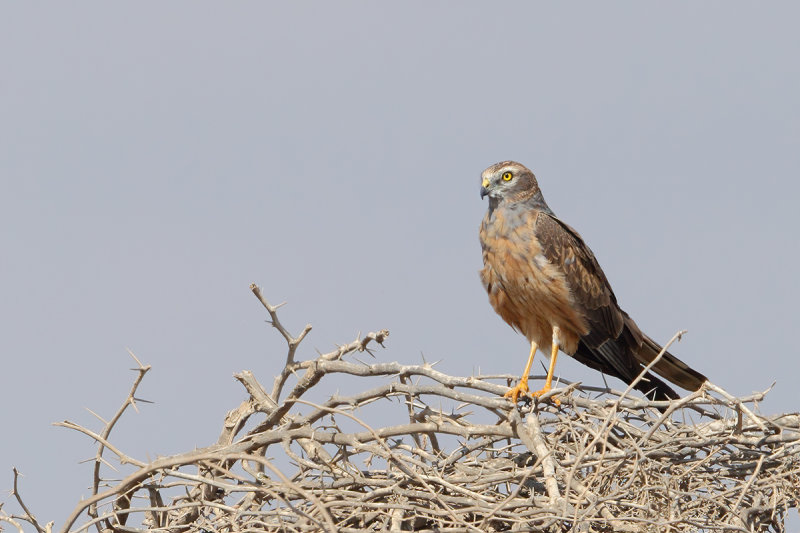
[2, 2, 799, 524]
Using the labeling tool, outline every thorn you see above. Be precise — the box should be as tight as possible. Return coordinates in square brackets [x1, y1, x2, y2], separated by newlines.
[98, 456, 118, 472]
[128, 397, 140, 414]
[126, 348, 144, 368]
[85, 408, 108, 425]
[132, 396, 154, 404]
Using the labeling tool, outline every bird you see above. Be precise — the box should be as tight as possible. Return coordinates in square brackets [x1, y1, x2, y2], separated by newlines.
[478, 161, 707, 403]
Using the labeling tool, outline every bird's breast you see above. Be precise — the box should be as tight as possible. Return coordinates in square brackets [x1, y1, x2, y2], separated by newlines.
[480, 209, 585, 353]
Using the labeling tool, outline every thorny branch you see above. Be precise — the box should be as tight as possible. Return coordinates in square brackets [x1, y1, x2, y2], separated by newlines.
[4, 284, 799, 533]
[9, 469, 51, 533]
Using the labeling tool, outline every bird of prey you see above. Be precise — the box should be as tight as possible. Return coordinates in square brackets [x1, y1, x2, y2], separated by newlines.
[479, 161, 707, 403]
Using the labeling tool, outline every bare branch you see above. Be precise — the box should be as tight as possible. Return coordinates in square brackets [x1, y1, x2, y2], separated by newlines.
[11, 469, 48, 533]
[8, 288, 796, 533]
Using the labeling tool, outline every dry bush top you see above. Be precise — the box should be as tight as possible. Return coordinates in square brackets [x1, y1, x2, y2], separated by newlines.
[3, 286, 799, 533]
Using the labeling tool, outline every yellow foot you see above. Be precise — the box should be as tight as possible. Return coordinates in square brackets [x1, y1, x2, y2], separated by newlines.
[503, 380, 530, 403]
[530, 384, 560, 406]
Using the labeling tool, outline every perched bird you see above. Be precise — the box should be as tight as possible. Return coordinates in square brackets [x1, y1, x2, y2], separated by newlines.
[478, 161, 707, 403]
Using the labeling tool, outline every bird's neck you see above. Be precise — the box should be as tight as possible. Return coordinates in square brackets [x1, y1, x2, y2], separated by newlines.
[489, 191, 554, 218]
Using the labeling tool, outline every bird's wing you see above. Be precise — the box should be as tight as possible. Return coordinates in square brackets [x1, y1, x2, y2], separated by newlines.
[532, 212, 645, 379]
[533, 212, 624, 345]
[534, 212, 707, 394]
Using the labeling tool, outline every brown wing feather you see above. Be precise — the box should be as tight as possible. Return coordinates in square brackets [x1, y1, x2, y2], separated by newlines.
[533, 213, 707, 397]
[533, 213, 624, 348]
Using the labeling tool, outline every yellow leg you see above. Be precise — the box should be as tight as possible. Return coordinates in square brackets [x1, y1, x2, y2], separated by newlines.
[531, 327, 561, 405]
[504, 341, 537, 403]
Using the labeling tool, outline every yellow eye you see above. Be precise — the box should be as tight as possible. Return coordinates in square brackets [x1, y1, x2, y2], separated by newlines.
[502, 171, 513, 181]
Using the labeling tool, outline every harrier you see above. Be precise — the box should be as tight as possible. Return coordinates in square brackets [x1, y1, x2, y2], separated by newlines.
[479, 161, 707, 403]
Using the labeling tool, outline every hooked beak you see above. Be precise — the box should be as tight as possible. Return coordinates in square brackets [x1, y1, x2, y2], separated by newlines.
[480, 178, 490, 199]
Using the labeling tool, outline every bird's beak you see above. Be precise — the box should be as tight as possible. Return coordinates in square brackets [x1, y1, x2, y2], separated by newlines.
[480, 178, 490, 199]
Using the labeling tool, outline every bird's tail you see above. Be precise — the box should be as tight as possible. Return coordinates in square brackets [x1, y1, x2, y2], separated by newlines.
[637, 334, 708, 393]
[631, 370, 680, 402]
[572, 338, 682, 402]
[575, 323, 708, 402]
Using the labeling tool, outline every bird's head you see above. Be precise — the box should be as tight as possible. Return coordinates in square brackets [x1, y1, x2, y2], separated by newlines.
[480, 161, 547, 209]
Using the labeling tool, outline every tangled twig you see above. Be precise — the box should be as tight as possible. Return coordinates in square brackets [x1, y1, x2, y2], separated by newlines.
[4, 285, 799, 532]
